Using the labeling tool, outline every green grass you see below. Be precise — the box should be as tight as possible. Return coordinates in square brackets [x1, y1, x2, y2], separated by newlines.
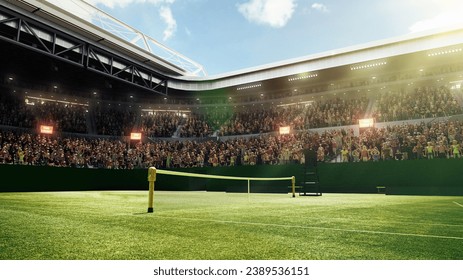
[1, 191, 462, 260]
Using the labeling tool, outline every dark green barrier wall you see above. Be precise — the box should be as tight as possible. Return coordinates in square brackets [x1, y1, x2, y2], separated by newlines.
[1, 159, 462, 195]
[205, 165, 300, 193]
[0, 165, 146, 192]
[317, 159, 463, 195]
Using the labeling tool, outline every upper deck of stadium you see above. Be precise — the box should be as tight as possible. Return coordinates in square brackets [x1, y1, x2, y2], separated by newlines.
[1, 0, 463, 103]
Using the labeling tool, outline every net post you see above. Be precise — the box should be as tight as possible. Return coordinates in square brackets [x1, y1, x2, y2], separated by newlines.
[291, 176, 296, 198]
[147, 167, 157, 213]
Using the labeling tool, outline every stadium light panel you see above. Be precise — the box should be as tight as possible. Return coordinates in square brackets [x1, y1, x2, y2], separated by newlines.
[427, 48, 462, 56]
[288, 73, 318, 81]
[40, 125, 54, 135]
[359, 118, 374, 128]
[350, 61, 387, 71]
[25, 95, 88, 107]
[279, 126, 291, 135]
[236, 83, 262, 91]
[130, 132, 142, 140]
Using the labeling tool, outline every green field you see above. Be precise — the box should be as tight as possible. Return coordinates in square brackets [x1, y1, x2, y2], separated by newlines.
[0, 191, 462, 260]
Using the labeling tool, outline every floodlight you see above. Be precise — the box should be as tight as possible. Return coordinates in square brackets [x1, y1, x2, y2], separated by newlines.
[359, 118, 374, 128]
[279, 126, 290, 135]
[40, 125, 54, 134]
[130, 132, 142, 140]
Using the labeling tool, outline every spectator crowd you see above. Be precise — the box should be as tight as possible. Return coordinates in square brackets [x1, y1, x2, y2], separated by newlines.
[1, 83, 463, 169]
[1, 119, 463, 169]
[1, 85, 461, 138]
[0, 92, 87, 133]
[373, 86, 462, 122]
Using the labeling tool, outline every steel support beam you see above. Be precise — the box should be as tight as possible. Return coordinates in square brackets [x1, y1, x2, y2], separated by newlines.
[0, 4, 168, 95]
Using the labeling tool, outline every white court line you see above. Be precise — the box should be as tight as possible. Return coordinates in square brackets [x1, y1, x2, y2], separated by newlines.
[156, 215, 463, 241]
[454, 201, 463, 208]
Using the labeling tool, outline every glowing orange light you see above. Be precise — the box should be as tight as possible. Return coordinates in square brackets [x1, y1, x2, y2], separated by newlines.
[359, 118, 374, 128]
[130, 132, 142, 140]
[279, 126, 290, 135]
[40, 125, 54, 134]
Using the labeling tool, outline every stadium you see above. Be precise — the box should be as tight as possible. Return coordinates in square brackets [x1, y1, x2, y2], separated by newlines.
[1, 0, 463, 261]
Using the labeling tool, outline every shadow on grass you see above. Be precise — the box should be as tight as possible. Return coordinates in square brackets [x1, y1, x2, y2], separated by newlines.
[132, 212, 151, 215]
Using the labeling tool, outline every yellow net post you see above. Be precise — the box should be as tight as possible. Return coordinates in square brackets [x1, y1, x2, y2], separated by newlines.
[291, 176, 296, 198]
[147, 167, 157, 213]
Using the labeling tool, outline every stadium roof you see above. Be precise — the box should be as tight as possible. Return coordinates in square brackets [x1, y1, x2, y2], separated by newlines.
[2, 0, 463, 100]
[9, 0, 206, 77]
[170, 24, 463, 91]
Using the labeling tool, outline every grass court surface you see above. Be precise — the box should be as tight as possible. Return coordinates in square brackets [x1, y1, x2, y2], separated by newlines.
[1, 191, 462, 260]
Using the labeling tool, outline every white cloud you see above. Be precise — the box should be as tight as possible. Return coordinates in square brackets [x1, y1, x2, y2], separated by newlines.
[407, 0, 463, 33]
[159, 6, 177, 41]
[237, 0, 296, 28]
[311, 3, 328, 13]
[409, 9, 463, 33]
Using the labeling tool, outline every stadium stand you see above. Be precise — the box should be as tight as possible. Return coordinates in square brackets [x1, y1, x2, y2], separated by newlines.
[1, 0, 463, 195]
[140, 111, 182, 138]
[2, 111, 463, 169]
[372, 86, 462, 122]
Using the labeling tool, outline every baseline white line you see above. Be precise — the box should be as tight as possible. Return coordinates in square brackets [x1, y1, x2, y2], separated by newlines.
[157, 215, 463, 241]
[453, 201, 463, 208]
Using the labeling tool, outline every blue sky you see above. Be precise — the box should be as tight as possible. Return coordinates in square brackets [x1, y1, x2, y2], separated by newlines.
[54, 0, 463, 76]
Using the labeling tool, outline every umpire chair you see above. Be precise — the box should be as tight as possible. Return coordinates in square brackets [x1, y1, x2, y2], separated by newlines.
[299, 147, 322, 196]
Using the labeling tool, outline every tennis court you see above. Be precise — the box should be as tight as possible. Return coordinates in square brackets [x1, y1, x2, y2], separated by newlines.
[1, 191, 462, 260]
